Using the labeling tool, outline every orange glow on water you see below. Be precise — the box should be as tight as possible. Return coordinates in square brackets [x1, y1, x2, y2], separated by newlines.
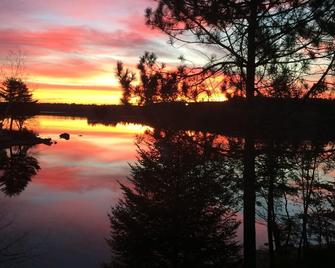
[26, 115, 149, 192]
[29, 115, 151, 136]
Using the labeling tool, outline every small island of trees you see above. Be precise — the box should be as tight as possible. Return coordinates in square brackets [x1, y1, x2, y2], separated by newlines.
[0, 74, 51, 147]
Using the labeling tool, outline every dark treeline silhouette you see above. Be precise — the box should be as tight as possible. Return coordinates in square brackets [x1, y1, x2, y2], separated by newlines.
[2, 97, 335, 142]
[86, 98, 335, 140]
[12, 98, 335, 140]
[0, 145, 40, 196]
[105, 129, 241, 268]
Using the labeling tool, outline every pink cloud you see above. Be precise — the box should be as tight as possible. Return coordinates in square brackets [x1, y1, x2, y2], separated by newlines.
[0, 25, 165, 81]
[117, 12, 163, 38]
[0, 26, 154, 54]
[0, 0, 179, 95]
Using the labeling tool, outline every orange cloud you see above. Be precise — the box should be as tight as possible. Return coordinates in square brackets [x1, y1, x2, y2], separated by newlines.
[28, 58, 104, 78]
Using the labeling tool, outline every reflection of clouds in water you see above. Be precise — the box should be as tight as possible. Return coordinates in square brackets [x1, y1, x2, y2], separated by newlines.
[32, 139, 135, 193]
[33, 166, 125, 193]
[24, 116, 142, 194]
[37, 137, 137, 163]
[1, 116, 144, 267]
[5, 115, 335, 267]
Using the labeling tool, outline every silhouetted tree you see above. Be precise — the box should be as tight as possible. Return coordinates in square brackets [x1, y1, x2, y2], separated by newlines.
[0, 78, 36, 131]
[146, 0, 335, 99]
[136, 52, 164, 104]
[146, 2, 335, 266]
[0, 78, 33, 103]
[116, 61, 136, 105]
[106, 129, 241, 267]
[117, 52, 211, 105]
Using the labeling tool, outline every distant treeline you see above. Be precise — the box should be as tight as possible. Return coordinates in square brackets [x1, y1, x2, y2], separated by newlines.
[1, 97, 335, 139]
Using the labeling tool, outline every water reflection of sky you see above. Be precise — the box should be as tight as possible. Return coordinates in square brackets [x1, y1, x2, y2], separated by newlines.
[0, 116, 270, 267]
[0, 116, 147, 268]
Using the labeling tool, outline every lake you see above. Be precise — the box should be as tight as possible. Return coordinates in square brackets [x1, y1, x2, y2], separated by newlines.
[0, 116, 150, 268]
[1, 115, 334, 267]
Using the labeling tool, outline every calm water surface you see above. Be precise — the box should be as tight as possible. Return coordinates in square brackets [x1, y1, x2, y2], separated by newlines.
[0, 116, 149, 268]
[2, 115, 333, 267]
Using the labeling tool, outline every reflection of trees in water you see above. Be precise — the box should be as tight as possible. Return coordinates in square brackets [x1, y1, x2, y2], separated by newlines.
[106, 130, 241, 267]
[0, 114, 33, 133]
[0, 145, 40, 196]
[256, 140, 335, 266]
[106, 128, 335, 267]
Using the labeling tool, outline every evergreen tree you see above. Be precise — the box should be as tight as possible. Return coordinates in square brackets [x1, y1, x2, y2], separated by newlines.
[0, 78, 36, 131]
[106, 130, 240, 267]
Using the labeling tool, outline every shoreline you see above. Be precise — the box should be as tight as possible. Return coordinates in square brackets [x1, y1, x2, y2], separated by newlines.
[1, 97, 335, 140]
[0, 129, 52, 149]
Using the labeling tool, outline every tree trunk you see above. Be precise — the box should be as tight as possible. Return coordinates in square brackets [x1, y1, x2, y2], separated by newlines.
[267, 169, 275, 268]
[9, 117, 14, 132]
[243, 136, 256, 268]
[284, 192, 292, 252]
[243, 1, 258, 268]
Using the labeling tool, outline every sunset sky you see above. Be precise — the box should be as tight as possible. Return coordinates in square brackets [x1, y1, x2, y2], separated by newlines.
[0, 0, 204, 104]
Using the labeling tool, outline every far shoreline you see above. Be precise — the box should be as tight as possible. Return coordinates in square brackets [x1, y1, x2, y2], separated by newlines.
[1, 97, 335, 140]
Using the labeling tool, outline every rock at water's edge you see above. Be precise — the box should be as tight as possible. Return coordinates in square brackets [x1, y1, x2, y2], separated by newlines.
[59, 133, 70, 140]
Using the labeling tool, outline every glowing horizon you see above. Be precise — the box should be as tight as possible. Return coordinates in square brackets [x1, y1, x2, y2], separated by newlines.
[0, 0, 208, 104]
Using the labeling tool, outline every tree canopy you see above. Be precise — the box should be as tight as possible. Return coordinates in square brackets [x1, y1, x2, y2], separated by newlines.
[0, 78, 36, 131]
[0, 77, 35, 104]
[142, 1, 335, 267]
[116, 52, 215, 105]
[145, 0, 335, 99]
